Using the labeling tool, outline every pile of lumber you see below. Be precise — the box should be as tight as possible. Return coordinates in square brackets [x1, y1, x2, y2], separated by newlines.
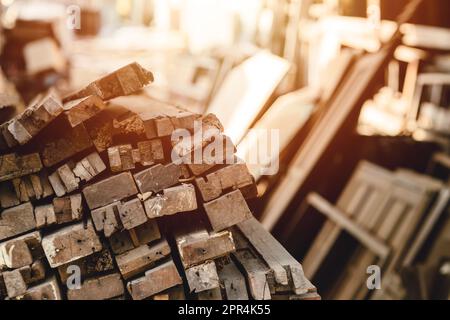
[0, 62, 317, 300]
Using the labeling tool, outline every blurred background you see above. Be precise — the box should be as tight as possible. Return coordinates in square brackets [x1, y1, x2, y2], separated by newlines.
[0, 0, 449, 300]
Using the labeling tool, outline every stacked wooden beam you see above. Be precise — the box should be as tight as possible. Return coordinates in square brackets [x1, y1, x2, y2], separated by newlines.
[0, 62, 317, 300]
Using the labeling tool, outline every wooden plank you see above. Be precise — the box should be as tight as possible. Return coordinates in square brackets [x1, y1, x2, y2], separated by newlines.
[218, 260, 249, 300]
[42, 221, 103, 268]
[176, 229, 235, 268]
[6, 93, 63, 145]
[72, 152, 106, 183]
[83, 172, 138, 209]
[63, 62, 154, 103]
[195, 163, 256, 202]
[107, 140, 164, 173]
[0, 202, 36, 241]
[0, 153, 42, 182]
[203, 190, 252, 231]
[127, 260, 182, 300]
[90, 201, 122, 237]
[63, 95, 106, 127]
[109, 95, 199, 139]
[144, 184, 197, 219]
[0, 238, 33, 269]
[67, 273, 125, 300]
[134, 163, 183, 194]
[52, 194, 84, 225]
[41, 123, 93, 167]
[118, 198, 148, 230]
[185, 261, 220, 293]
[116, 239, 171, 279]
[22, 277, 62, 300]
[3, 269, 27, 298]
[57, 249, 115, 283]
[238, 217, 316, 295]
[109, 220, 161, 255]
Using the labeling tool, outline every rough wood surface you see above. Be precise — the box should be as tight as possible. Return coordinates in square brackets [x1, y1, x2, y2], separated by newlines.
[41, 124, 93, 167]
[57, 249, 115, 283]
[63, 95, 106, 127]
[203, 190, 252, 231]
[127, 259, 182, 300]
[144, 184, 197, 218]
[90, 201, 122, 237]
[119, 198, 148, 230]
[238, 218, 315, 295]
[22, 277, 62, 300]
[185, 261, 220, 293]
[83, 172, 138, 209]
[176, 230, 235, 268]
[218, 260, 249, 300]
[195, 163, 256, 202]
[67, 273, 125, 300]
[134, 163, 184, 194]
[109, 220, 161, 255]
[42, 221, 102, 268]
[0, 153, 42, 183]
[64, 63, 154, 103]
[116, 239, 171, 279]
[7, 93, 63, 145]
[0, 202, 36, 241]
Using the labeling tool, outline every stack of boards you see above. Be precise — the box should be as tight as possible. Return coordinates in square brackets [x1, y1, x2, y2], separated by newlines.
[0, 63, 317, 300]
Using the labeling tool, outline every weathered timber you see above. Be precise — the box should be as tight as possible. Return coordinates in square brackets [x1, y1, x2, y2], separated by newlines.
[203, 190, 253, 231]
[218, 260, 249, 300]
[116, 239, 171, 279]
[197, 287, 223, 300]
[63, 63, 154, 103]
[134, 163, 184, 194]
[109, 95, 199, 139]
[127, 259, 182, 300]
[108, 140, 164, 172]
[0, 153, 42, 182]
[238, 218, 316, 295]
[63, 95, 106, 127]
[41, 123, 93, 167]
[0, 202, 36, 241]
[195, 163, 256, 202]
[52, 194, 83, 225]
[22, 277, 62, 300]
[7, 93, 63, 145]
[144, 184, 197, 219]
[176, 229, 235, 268]
[50, 153, 106, 196]
[67, 273, 125, 300]
[119, 198, 148, 230]
[109, 220, 161, 255]
[185, 261, 220, 293]
[0, 238, 33, 269]
[42, 221, 102, 268]
[57, 249, 115, 283]
[90, 202, 122, 237]
[3, 269, 27, 298]
[83, 172, 138, 209]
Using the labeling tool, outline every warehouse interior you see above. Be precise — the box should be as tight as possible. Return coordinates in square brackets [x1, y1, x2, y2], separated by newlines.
[0, 0, 449, 301]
